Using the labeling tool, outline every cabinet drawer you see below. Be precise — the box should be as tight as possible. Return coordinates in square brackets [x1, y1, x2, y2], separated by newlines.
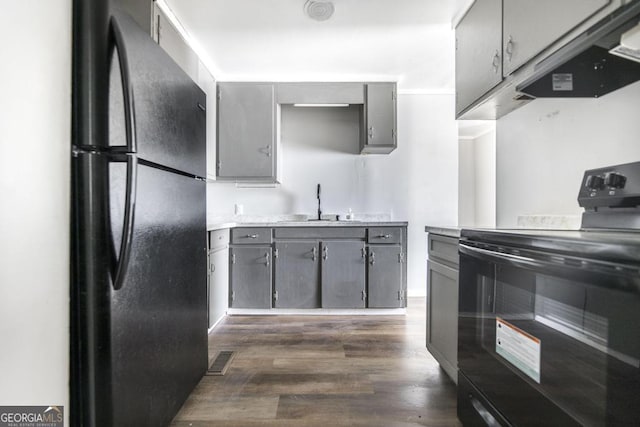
[427, 234, 459, 266]
[367, 227, 402, 244]
[209, 228, 230, 250]
[274, 227, 366, 240]
[231, 228, 272, 244]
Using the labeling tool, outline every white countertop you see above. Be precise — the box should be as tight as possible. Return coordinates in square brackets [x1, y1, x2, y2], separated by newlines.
[208, 220, 408, 231]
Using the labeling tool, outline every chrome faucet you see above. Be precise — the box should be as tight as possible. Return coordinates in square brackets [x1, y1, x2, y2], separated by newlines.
[317, 183, 322, 220]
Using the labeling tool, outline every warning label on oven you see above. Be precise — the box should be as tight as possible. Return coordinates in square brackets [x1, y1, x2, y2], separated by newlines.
[496, 317, 541, 383]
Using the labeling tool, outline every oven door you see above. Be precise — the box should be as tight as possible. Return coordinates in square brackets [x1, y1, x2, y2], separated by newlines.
[458, 241, 640, 426]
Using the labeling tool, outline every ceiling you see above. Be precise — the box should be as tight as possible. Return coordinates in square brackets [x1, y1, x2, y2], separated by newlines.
[163, 0, 474, 92]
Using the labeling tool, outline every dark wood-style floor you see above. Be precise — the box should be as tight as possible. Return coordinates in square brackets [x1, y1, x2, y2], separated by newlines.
[171, 297, 460, 426]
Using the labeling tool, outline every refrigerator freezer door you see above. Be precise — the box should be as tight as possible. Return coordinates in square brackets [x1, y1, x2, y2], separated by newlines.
[109, 160, 207, 426]
[109, 10, 206, 178]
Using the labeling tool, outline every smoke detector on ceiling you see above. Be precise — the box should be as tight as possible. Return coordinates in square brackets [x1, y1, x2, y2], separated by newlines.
[304, 1, 335, 21]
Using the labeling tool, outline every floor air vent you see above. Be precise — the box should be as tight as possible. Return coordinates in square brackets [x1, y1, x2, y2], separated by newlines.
[206, 351, 235, 376]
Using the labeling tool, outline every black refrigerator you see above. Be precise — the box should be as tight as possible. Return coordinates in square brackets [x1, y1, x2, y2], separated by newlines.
[71, 1, 208, 425]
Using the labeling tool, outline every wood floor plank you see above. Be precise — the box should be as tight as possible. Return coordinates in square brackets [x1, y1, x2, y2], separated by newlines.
[276, 394, 459, 425]
[174, 396, 280, 421]
[171, 297, 460, 426]
[241, 372, 375, 395]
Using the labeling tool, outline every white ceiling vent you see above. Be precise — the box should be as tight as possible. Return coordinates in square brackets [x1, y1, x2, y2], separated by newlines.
[304, 1, 335, 21]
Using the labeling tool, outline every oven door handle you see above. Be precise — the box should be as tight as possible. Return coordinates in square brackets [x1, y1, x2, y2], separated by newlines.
[459, 243, 544, 269]
[459, 242, 640, 287]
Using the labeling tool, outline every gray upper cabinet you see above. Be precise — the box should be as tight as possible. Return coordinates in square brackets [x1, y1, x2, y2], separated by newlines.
[276, 83, 365, 104]
[217, 83, 277, 181]
[455, 0, 503, 117]
[368, 245, 403, 308]
[229, 246, 272, 308]
[502, 0, 610, 76]
[361, 83, 397, 154]
[153, 4, 199, 83]
[115, 0, 153, 36]
[321, 241, 366, 308]
[274, 241, 320, 308]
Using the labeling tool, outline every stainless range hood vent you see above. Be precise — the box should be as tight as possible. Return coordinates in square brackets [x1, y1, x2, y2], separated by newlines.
[518, 2, 640, 98]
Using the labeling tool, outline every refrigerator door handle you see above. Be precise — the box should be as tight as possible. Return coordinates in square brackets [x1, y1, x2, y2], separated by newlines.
[110, 16, 137, 154]
[111, 155, 138, 290]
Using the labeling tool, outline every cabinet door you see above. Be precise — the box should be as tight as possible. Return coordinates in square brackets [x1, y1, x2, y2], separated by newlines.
[230, 246, 272, 308]
[154, 4, 199, 82]
[503, 0, 610, 75]
[321, 241, 366, 308]
[455, 0, 502, 116]
[274, 242, 320, 308]
[115, 0, 153, 36]
[426, 260, 458, 384]
[362, 83, 397, 154]
[217, 83, 276, 180]
[368, 245, 403, 308]
[209, 247, 229, 328]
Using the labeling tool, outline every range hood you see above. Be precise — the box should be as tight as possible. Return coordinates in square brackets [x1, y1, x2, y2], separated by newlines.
[518, 1, 640, 98]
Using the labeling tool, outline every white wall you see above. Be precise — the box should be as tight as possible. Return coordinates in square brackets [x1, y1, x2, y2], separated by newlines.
[0, 1, 71, 422]
[207, 94, 458, 296]
[458, 128, 496, 227]
[496, 81, 640, 228]
[473, 130, 496, 227]
[458, 138, 476, 226]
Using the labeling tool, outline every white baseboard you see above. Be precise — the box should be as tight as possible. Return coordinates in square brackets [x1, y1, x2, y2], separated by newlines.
[207, 313, 227, 333]
[227, 308, 406, 316]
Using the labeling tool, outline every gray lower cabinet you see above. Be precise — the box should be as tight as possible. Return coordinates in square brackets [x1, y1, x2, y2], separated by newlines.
[230, 246, 272, 308]
[321, 241, 367, 308]
[274, 241, 320, 308]
[208, 229, 230, 328]
[217, 83, 276, 181]
[426, 233, 459, 384]
[368, 245, 403, 308]
[228, 226, 406, 310]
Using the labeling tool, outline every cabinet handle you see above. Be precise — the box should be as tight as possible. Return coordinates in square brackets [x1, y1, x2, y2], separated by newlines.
[265, 252, 270, 266]
[258, 145, 272, 157]
[370, 251, 375, 265]
[377, 234, 391, 239]
[505, 36, 514, 61]
[470, 394, 501, 427]
[368, 126, 374, 139]
[322, 246, 328, 260]
[361, 247, 366, 258]
[246, 234, 258, 239]
[492, 50, 500, 74]
[312, 246, 318, 261]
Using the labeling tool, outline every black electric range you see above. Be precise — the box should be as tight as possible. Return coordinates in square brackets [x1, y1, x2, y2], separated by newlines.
[457, 161, 640, 426]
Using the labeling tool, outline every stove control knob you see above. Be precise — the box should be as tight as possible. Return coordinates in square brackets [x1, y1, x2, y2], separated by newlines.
[585, 175, 604, 190]
[604, 172, 626, 189]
